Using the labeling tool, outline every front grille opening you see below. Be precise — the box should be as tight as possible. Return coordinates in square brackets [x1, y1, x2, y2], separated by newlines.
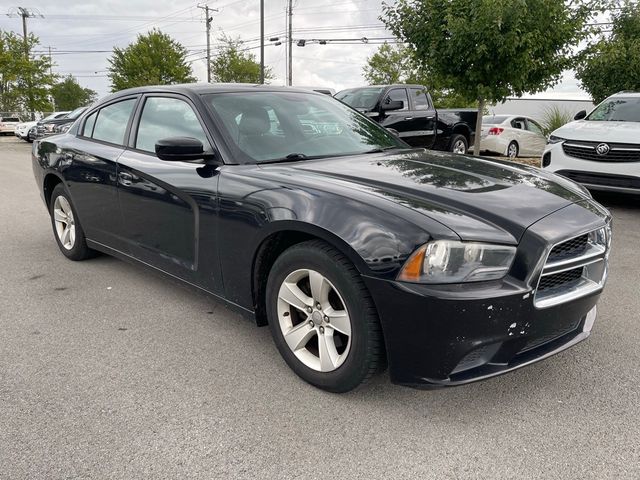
[548, 234, 588, 262]
[538, 267, 584, 293]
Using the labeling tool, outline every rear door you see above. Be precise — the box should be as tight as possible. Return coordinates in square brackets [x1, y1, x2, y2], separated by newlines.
[405, 88, 437, 148]
[63, 96, 138, 250]
[525, 118, 547, 156]
[115, 93, 223, 294]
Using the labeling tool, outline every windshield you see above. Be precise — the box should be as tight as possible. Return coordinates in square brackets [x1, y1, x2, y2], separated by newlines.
[67, 106, 87, 120]
[203, 91, 405, 163]
[482, 115, 509, 124]
[587, 97, 640, 122]
[335, 87, 384, 110]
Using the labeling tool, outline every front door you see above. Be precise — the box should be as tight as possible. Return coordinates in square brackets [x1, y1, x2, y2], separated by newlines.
[115, 94, 223, 294]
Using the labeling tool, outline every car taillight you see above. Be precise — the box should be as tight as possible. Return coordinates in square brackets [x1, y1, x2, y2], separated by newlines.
[488, 127, 504, 135]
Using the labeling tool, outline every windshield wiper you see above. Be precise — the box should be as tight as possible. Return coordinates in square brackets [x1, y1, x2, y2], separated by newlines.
[260, 153, 329, 164]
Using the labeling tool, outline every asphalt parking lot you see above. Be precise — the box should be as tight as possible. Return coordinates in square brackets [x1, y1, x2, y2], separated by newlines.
[1, 135, 639, 479]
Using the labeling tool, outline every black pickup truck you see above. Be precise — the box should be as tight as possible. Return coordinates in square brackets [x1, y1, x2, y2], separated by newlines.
[335, 84, 477, 154]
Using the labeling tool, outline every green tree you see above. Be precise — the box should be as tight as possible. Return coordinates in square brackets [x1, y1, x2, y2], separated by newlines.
[210, 36, 274, 83]
[382, 0, 601, 155]
[51, 76, 97, 110]
[0, 31, 55, 117]
[576, 2, 640, 103]
[363, 42, 475, 108]
[108, 29, 195, 91]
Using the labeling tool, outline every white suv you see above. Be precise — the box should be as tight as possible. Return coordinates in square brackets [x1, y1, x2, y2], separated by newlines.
[542, 92, 640, 194]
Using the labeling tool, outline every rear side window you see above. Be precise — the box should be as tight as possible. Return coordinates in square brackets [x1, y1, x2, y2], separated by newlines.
[511, 118, 526, 130]
[410, 88, 430, 110]
[135, 97, 211, 153]
[92, 99, 136, 145]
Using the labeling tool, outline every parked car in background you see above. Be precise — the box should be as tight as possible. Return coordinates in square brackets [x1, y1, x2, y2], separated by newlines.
[477, 115, 547, 158]
[15, 111, 70, 142]
[36, 107, 86, 139]
[335, 84, 477, 154]
[543, 91, 640, 194]
[33, 84, 611, 392]
[0, 116, 21, 135]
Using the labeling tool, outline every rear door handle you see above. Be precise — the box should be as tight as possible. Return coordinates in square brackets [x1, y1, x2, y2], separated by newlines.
[404, 117, 414, 121]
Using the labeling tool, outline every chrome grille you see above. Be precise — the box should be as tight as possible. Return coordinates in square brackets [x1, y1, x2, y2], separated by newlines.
[534, 227, 610, 309]
[563, 141, 640, 163]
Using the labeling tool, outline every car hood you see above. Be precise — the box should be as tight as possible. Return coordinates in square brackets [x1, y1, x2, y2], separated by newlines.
[261, 149, 588, 244]
[554, 120, 640, 144]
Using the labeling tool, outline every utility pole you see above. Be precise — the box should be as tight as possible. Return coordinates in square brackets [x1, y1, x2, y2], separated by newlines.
[287, 0, 293, 86]
[260, 0, 264, 84]
[7, 7, 44, 120]
[197, 4, 217, 83]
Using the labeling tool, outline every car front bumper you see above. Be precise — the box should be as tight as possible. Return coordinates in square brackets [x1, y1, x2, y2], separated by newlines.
[363, 275, 599, 387]
[363, 199, 610, 388]
[543, 142, 640, 194]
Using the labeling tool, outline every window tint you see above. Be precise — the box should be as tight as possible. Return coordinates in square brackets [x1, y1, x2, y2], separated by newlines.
[386, 88, 409, 111]
[136, 97, 211, 153]
[511, 118, 525, 130]
[335, 87, 384, 110]
[527, 120, 543, 135]
[410, 88, 430, 110]
[83, 111, 97, 137]
[92, 99, 136, 145]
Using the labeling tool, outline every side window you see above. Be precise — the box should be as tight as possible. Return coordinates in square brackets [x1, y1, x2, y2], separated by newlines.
[92, 99, 136, 145]
[385, 88, 409, 111]
[82, 111, 97, 137]
[410, 88, 430, 110]
[511, 118, 525, 130]
[527, 120, 544, 135]
[136, 97, 211, 153]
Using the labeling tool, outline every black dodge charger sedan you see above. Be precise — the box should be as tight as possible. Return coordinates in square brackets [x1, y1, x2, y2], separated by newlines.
[32, 84, 612, 392]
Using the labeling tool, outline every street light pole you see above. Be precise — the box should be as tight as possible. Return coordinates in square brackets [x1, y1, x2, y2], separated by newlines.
[287, 0, 292, 86]
[260, 0, 264, 84]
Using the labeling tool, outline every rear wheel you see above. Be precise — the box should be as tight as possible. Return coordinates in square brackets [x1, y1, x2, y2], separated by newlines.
[450, 134, 468, 154]
[507, 141, 519, 159]
[49, 183, 95, 261]
[266, 240, 384, 392]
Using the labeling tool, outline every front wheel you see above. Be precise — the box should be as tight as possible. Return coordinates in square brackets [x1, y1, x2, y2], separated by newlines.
[49, 183, 96, 261]
[449, 134, 468, 154]
[266, 240, 385, 392]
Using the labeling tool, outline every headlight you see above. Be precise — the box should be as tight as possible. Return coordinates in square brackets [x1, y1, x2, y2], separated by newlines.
[548, 135, 565, 144]
[398, 240, 516, 284]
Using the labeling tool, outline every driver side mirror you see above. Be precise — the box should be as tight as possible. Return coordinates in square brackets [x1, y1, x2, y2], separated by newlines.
[381, 99, 404, 112]
[155, 137, 217, 163]
[574, 110, 587, 120]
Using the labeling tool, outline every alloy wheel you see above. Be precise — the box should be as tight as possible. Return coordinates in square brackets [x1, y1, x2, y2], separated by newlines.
[508, 143, 518, 158]
[277, 269, 352, 372]
[53, 195, 76, 250]
[453, 140, 466, 154]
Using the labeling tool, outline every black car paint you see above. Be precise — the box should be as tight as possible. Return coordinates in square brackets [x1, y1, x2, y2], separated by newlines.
[32, 84, 610, 387]
[336, 84, 478, 152]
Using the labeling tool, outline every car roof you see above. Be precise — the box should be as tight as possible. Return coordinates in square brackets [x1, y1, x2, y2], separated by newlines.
[102, 83, 327, 102]
[610, 91, 640, 98]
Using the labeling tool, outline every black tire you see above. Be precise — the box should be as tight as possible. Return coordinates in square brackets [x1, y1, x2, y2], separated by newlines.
[507, 141, 519, 159]
[266, 240, 385, 393]
[449, 134, 468, 154]
[49, 183, 96, 261]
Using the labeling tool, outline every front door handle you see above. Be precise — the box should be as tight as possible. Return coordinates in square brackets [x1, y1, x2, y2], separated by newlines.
[118, 171, 133, 186]
[404, 117, 414, 121]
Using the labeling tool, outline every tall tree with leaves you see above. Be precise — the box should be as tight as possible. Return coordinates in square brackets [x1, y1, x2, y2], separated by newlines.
[363, 42, 475, 108]
[576, 1, 640, 103]
[51, 76, 98, 110]
[108, 29, 195, 91]
[0, 31, 55, 117]
[382, 0, 601, 155]
[210, 36, 274, 84]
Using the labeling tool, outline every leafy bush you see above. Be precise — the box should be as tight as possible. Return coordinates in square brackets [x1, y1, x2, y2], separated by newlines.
[540, 105, 574, 136]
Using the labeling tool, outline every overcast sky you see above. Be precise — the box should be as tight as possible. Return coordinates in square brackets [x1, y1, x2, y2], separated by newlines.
[1, 0, 591, 100]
